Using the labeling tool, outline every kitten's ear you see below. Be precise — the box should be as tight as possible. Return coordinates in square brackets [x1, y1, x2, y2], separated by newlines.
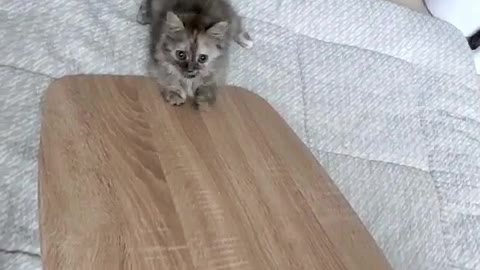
[165, 12, 184, 32]
[206, 21, 229, 39]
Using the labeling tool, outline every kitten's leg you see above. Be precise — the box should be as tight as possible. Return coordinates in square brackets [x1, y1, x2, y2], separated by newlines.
[162, 86, 187, 106]
[234, 31, 253, 49]
[232, 18, 253, 49]
[194, 84, 217, 110]
[136, 0, 151, 25]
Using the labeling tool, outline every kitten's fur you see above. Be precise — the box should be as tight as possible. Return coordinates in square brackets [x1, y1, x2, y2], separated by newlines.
[137, 0, 252, 108]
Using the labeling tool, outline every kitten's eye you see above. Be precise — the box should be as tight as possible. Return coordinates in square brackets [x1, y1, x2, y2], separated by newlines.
[198, 54, 208, 63]
[176, 50, 186, 60]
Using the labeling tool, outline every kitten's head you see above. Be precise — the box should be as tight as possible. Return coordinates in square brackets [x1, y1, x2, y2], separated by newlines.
[157, 12, 229, 79]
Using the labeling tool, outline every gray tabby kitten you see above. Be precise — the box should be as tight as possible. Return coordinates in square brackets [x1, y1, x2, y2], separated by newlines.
[137, 0, 252, 109]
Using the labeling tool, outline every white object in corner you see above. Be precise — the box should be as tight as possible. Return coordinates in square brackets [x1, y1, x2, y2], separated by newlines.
[424, 0, 480, 37]
[474, 49, 480, 74]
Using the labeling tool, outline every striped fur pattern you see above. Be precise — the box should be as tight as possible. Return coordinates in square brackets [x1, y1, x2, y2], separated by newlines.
[137, 0, 253, 109]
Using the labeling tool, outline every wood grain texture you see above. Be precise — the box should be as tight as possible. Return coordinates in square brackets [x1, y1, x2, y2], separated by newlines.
[38, 75, 392, 270]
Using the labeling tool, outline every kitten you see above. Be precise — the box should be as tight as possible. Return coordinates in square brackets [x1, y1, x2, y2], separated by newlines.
[137, 0, 253, 109]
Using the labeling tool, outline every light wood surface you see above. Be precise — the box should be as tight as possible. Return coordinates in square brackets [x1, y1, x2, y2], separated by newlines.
[38, 75, 392, 270]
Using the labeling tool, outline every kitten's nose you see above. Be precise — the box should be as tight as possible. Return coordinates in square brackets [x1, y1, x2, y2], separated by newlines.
[187, 62, 195, 72]
[186, 62, 197, 78]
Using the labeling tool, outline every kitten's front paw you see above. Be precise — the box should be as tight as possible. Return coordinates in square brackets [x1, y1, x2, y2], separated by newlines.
[162, 88, 187, 106]
[194, 85, 217, 110]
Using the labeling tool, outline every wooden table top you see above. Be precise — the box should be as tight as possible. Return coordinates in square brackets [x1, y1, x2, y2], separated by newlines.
[38, 75, 392, 270]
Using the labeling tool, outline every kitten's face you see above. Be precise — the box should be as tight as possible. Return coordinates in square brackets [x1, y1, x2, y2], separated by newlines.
[158, 12, 228, 79]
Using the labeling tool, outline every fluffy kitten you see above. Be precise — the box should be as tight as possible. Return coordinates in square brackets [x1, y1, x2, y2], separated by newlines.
[137, 0, 252, 109]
